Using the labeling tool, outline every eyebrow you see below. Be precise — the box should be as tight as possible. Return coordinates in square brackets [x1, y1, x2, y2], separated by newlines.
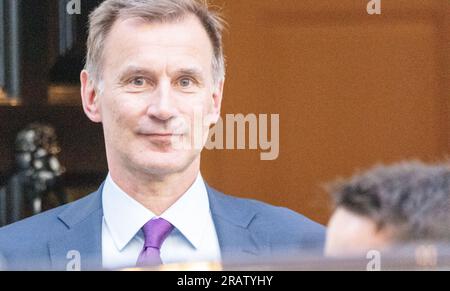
[117, 66, 205, 81]
[117, 66, 156, 81]
[174, 68, 205, 80]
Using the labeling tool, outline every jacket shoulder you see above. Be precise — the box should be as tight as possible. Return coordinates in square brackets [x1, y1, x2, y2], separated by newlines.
[0, 192, 99, 264]
[210, 189, 326, 250]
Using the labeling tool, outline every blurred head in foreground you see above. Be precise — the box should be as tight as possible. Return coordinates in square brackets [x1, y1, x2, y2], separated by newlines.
[325, 161, 450, 257]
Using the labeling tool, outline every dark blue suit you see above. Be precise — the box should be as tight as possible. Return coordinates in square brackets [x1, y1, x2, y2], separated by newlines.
[0, 183, 325, 270]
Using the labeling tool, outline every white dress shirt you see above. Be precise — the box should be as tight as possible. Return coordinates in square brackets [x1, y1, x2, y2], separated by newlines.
[101, 173, 222, 270]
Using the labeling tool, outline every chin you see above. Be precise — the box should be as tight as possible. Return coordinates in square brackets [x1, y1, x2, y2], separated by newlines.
[135, 152, 198, 176]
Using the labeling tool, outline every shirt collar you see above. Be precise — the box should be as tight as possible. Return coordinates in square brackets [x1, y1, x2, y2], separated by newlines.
[160, 174, 211, 250]
[102, 173, 210, 251]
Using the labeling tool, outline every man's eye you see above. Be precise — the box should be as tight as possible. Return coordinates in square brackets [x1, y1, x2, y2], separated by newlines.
[178, 78, 194, 88]
[129, 77, 147, 87]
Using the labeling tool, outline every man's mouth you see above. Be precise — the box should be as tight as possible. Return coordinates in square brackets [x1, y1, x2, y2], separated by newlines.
[145, 133, 184, 137]
[140, 133, 185, 144]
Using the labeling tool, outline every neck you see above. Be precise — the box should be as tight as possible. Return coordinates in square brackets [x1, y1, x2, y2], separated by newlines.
[109, 159, 200, 216]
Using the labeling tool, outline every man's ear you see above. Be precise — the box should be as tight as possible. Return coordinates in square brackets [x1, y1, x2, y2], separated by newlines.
[80, 70, 102, 123]
[209, 79, 224, 125]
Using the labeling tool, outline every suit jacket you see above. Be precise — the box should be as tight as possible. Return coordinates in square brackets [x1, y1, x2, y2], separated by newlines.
[0, 183, 325, 270]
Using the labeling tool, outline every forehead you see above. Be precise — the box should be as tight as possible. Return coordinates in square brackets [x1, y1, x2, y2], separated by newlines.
[102, 15, 214, 75]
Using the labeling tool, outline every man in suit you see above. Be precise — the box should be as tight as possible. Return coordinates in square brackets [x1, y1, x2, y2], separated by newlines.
[0, 0, 324, 270]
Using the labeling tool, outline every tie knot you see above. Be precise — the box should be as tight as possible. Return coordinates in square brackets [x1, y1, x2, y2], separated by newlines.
[142, 218, 174, 249]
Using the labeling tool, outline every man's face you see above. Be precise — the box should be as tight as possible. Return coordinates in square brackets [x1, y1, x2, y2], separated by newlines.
[325, 208, 393, 257]
[87, 15, 223, 177]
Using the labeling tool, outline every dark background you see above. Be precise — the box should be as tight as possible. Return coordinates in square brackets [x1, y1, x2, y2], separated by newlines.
[0, 0, 106, 200]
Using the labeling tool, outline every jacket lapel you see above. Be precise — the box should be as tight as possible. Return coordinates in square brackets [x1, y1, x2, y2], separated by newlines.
[48, 185, 104, 270]
[48, 183, 266, 269]
[206, 185, 264, 264]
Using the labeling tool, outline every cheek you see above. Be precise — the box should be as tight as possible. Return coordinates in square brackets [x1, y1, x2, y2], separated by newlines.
[177, 94, 214, 121]
[103, 92, 146, 125]
[204, 91, 215, 109]
[104, 101, 126, 129]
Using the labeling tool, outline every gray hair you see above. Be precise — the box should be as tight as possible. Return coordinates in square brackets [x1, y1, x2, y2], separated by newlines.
[328, 161, 450, 243]
[85, 0, 226, 88]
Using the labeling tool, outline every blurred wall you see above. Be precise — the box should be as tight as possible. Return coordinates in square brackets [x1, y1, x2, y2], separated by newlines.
[201, 0, 450, 224]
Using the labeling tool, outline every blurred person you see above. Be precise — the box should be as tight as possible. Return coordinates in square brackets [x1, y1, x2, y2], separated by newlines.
[0, 0, 324, 270]
[325, 161, 450, 257]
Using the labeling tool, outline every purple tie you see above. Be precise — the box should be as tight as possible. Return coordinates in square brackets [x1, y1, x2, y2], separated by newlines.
[136, 218, 174, 267]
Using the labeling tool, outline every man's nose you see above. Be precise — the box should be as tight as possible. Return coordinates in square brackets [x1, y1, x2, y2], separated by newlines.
[146, 80, 177, 121]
